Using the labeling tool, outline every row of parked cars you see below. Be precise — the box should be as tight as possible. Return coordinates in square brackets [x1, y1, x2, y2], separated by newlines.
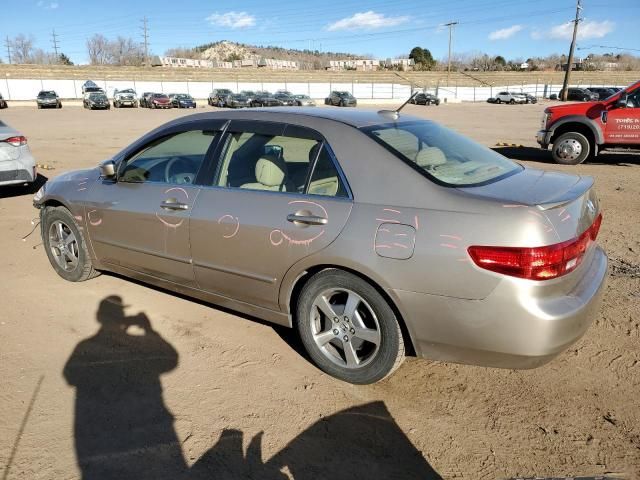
[487, 86, 622, 105]
[207, 89, 317, 108]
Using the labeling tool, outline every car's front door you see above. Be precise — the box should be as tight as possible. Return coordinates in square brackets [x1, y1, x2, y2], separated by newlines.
[190, 121, 353, 312]
[604, 87, 640, 145]
[86, 127, 220, 286]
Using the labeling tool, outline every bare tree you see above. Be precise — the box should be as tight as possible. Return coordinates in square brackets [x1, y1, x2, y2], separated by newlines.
[110, 36, 144, 66]
[8, 34, 36, 64]
[86, 34, 111, 65]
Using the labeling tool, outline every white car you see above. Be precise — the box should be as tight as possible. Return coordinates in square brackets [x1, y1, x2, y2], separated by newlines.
[0, 120, 37, 187]
[494, 91, 527, 104]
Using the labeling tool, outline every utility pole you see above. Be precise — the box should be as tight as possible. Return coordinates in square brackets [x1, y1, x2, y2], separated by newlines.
[444, 21, 458, 86]
[560, 0, 582, 101]
[141, 17, 149, 66]
[4, 36, 11, 64]
[51, 29, 60, 58]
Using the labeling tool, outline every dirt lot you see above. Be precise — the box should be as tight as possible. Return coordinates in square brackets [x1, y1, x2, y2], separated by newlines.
[0, 103, 638, 480]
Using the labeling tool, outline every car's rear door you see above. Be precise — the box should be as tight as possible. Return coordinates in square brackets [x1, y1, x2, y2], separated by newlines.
[189, 120, 353, 312]
[86, 121, 224, 286]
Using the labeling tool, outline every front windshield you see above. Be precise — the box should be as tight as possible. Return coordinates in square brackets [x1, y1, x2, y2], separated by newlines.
[89, 93, 106, 100]
[40, 92, 56, 98]
[120, 89, 135, 94]
[176, 94, 191, 99]
[153, 94, 167, 99]
[362, 120, 522, 187]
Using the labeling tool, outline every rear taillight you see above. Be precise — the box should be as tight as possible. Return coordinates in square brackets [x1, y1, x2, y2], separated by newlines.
[3, 136, 27, 147]
[468, 213, 602, 281]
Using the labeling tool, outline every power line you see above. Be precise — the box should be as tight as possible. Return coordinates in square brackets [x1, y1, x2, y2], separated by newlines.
[4, 36, 11, 64]
[560, 0, 582, 101]
[444, 21, 458, 86]
[578, 44, 640, 53]
[51, 29, 60, 58]
[141, 16, 149, 66]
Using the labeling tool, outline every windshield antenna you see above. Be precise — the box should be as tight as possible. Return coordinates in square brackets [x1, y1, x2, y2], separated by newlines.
[378, 90, 420, 120]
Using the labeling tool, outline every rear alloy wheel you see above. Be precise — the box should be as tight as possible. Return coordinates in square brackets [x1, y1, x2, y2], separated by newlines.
[297, 270, 404, 384]
[42, 207, 99, 282]
[496, 99, 501, 104]
[509, 99, 515, 104]
[552, 132, 591, 165]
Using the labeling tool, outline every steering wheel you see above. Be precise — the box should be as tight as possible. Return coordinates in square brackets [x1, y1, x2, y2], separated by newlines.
[164, 156, 195, 184]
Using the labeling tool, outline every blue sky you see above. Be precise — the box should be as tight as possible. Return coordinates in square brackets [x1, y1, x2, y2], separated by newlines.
[3, 0, 636, 64]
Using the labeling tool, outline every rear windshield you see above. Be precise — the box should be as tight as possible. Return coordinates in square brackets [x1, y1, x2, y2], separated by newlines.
[362, 120, 522, 187]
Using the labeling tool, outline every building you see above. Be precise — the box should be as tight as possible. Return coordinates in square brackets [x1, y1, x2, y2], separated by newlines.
[157, 56, 214, 68]
[382, 58, 415, 70]
[156, 56, 299, 70]
[326, 59, 378, 71]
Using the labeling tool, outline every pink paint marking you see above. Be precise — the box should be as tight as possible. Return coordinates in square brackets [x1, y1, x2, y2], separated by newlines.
[77, 187, 87, 191]
[440, 243, 458, 249]
[383, 208, 401, 214]
[394, 233, 408, 237]
[414, 215, 419, 230]
[392, 243, 409, 249]
[561, 214, 571, 222]
[74, 215, 83, 222]
[155, 213, 184, 229]
[439, 234, 462, 241]
[379, 228, 391, 233]
[502, 204, 527, 208]
[557, 208, 566, 217]
[164, 187, 189, 200]
[376, 218, 401, 223]
[375, 244, 392, 249]
[217, 215, 240, 239]
[87, 210, 102, 227]
[288, 199, 328, 218]
[528, 210, 543, 218]
[271, 228, 325, 247]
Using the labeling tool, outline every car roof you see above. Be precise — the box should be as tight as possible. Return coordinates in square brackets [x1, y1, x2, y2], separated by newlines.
[163, 107, 424, 129]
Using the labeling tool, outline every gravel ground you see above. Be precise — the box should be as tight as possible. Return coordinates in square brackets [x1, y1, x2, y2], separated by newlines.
[0, 102, 638, 480]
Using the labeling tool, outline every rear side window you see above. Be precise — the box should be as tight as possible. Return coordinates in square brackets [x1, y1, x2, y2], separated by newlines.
[215, 130, 347, 197]
[363, 121, 521, 187]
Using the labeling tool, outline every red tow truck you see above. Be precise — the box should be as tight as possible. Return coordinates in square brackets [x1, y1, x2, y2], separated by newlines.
[537, 80, 640, 164]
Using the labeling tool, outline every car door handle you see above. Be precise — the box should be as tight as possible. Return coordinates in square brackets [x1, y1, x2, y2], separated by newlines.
[287, 214, 328, 226]
[160, 199, 189, 211]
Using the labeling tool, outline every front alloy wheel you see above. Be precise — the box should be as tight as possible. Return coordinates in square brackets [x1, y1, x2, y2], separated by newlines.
[48, 220, 79, 272]
[297, 270, 405, 384]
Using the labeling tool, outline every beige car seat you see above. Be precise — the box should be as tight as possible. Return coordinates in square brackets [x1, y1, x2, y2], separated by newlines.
[241, 154, 288, 192]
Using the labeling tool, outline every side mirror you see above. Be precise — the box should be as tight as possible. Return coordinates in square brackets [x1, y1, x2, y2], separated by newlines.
[99, 160, 117, 179]
[615, 95, 628, 109]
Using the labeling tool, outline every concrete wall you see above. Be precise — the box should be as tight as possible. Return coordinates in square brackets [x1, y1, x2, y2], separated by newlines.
[0, 76, 628, 102]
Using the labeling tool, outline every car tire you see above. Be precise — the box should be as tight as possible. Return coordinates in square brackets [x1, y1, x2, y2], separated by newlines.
[552, 132, 592, 165]
[495, 99, 501, 104]
[509, 99, 515, 104]
[42, 206, 100, 282]
[296, 269, 405, 384]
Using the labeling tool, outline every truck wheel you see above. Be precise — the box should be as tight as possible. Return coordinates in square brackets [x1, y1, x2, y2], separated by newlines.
[552, 132, 591, 165]
[296, 269, 405, 384]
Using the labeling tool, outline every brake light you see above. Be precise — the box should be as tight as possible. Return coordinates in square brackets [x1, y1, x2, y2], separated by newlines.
[3, 136, 27, 147]
[468, 213, 602, 281]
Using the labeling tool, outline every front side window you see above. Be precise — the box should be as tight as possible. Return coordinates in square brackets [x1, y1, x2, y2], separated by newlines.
[216, 130, 347, 197]
[119, 130, 217, 184]
[363, 121, 522, 187]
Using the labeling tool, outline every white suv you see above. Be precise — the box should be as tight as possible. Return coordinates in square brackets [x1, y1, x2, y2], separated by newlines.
[495, 91, 527, 104]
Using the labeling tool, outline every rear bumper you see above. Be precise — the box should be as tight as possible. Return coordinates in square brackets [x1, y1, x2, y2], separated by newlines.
[0, 158, 36, 186]
[394, 246, 607, 369]
[536, 129, 552, 148]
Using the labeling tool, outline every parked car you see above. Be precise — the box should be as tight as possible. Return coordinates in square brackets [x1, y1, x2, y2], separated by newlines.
[226, 94, 249, 109]
[81, 80, 103, 95]
[537, 80, 640, 164]
[275, 89, 293, 96]
[169, 93, 197, 109]
[33, 108, 606, 384]
[486, 97, 497, 104]
[240, 90, 257, 103]
[208, 89, 233, 107]
[494, 91, 527, 104]
[113, 88, 138, 108]
[0, 120, 37, 187]
[250, 92, 283, 107]
[558, 88, 599, 102]
[293, 94, 316, 106]
[586, 87, 616, 100]
[409, 93, 440, 106]
[139, 92, 154, 108]
[149, 93, 172, 109]
[0, 93, 7, 109]
[36, 90, 62, 109]
[520, 93, 538, 104]
[325, 91, 357, 107]
[274, 93, 297, 106]
[83, 92, 111, 110]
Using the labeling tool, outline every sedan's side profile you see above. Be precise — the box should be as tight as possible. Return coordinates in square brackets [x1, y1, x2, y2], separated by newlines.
[34, 109, 607, 384]
[1, 120, 37, 187]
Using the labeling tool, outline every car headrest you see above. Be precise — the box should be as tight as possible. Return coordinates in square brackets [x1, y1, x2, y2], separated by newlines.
[255, 154, 287, 187]
[415, 147, 447, 169]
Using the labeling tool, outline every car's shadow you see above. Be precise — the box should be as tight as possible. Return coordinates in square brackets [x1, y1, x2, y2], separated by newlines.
[0, 173, 48, 199]
[493, 146, 640, 166]
[59, 295, 443, 480]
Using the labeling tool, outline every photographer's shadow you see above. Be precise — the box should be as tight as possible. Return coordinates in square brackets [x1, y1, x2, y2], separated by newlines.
[63, 295, 188, 479]
[64, 296, 441, 479]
